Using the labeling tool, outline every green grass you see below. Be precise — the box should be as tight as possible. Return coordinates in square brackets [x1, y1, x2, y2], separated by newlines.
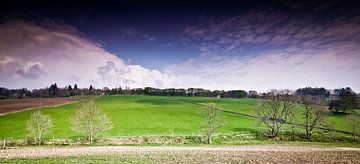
[180, 97, 360, 132]
[0, 96, 259, 139]
[0, 95, 358, 140]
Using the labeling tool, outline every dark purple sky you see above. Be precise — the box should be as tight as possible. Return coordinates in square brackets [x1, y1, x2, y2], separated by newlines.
[0, 0, 360, 91]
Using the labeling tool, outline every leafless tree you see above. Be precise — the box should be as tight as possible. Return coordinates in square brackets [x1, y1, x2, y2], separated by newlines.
[299, 95, 328, 140]
[255, 89, 295, 138]
[71, 97, 112, 143]
[347, 114, 360, 141]
[27, 109, 52, 145]
[198, 103, 226, 144]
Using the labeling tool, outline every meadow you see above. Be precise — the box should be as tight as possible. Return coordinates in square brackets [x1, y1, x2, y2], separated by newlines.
[0, 95, 358, 141]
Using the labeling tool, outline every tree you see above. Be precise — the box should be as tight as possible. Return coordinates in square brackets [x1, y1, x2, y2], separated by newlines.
[48, 83, 58, 97]
[71, 97, 112, 143]
[299, 96, 328, 140]
[255, 89, 295, 138]
[347, 114, 360, 141]
[67, 85, 73, 91]
[329, 88, 358, 114]
[295, 87, 330, 98]
[74, 84, 78, 90]
[198, 103, 226, 144]
[27, 109, 52, 145]
[223, 90, 247, 98]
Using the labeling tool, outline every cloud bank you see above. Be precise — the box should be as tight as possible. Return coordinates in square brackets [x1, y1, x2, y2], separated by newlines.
[0, 14, 359, 92]
[0, 20, 168, 89]
[165, 52, 360, 92]
[170, 6, 360, 92]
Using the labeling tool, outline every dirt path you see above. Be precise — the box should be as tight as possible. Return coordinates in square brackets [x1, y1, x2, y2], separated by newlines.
[1, 145, 360, 159]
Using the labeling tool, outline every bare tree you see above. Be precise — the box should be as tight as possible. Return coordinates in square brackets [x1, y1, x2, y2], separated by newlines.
[71, 97, 112, 143]
[198, 103, 226, 144]
[27, 109, 52, 145]
[299, 95, 328, 140]
[255, 89, 295, 138]
[347, 114, 360, 141]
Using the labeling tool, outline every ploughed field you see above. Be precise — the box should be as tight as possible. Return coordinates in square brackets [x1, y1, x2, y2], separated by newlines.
[1, 145, 360, 163]
[0, 98, 77, 115]
[0, 95, 358, 139]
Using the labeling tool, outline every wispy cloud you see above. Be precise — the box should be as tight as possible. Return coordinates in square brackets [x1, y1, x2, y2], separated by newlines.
[121, 27, 156, 42]
[180, 5, 360, 57]
[165, 51, 360, 92]
[171, 3, 360, 92]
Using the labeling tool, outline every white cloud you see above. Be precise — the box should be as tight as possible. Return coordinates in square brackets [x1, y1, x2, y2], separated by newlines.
[16, 61, 46, 79]
[165, 51, 360, 92]
[0, 20, 168, 89]
[1, 20, 359, 93]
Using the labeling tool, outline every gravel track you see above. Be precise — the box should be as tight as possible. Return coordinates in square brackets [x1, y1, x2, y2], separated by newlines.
[1, 145, 360, 159]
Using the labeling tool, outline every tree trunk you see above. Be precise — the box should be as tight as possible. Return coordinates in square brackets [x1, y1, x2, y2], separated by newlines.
[307, 132, 312, 141]
[353, 126, 356, 141]
[89, 133, 93, 143]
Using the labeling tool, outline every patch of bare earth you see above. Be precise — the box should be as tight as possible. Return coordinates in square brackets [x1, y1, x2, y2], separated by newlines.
[0, 98, 77, 115]
[1, 145, 360, 163]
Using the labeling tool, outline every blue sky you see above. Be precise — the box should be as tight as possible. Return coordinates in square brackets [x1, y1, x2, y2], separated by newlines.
[0, 0, 360, 92]
[71, 8, 203, 69]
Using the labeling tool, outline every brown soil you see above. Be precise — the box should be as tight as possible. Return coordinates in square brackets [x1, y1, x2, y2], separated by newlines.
[1, 145, 360, 159]
[0, 98, 77, 115]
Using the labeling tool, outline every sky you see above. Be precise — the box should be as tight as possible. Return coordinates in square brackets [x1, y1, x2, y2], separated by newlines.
[0, 0, 359, 92]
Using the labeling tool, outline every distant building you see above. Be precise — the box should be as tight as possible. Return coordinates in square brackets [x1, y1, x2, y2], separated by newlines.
[328, 89, 340, 101]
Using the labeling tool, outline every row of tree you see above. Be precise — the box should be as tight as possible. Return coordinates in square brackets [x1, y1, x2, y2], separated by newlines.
[27, 97, 111, 145]
[0, 84, 103, 99]
[205, 90, 360, 143]
[143, 87, 248, 98]
[256, 90, 360, 140]
[2, 84, 358, 100]
[0, 84, 251, 99]
[2, 84, 359, 114]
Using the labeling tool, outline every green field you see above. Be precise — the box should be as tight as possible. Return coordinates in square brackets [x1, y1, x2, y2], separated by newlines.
[0, 95, 358, 140]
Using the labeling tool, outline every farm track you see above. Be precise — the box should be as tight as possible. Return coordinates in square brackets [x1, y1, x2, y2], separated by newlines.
[1, 145, 360, 159]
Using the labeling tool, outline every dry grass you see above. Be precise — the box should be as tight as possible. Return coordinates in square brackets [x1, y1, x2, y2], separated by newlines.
[1, 150, 360, 163]
[1, 145, 360, 163]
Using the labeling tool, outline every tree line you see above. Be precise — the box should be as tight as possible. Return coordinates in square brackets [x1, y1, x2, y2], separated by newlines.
[1, 84, 359, 114]
[0, 84, 250, 99]
[0, 83, 103, 99]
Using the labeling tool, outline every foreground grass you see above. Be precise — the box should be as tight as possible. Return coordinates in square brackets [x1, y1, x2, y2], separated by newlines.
[1, 151, 360, 163]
